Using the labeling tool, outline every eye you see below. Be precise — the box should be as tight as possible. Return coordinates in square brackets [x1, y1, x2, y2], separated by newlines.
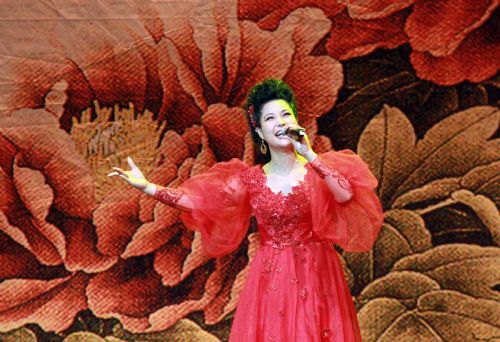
[283, 112, 292, 116]
[265, 116, 274, 121]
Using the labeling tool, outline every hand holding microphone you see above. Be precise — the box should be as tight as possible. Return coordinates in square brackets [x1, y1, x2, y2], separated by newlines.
[277, 124, 316, 161]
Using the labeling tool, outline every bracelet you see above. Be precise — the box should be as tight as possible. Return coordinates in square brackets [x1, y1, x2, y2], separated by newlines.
[310, 157, 353, 193]
[153, 187, 184, 207]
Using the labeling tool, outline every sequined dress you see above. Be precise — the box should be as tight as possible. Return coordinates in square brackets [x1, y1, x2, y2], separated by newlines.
[178, 150, 384, 342]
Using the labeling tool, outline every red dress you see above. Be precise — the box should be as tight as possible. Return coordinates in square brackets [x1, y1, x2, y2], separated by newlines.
[178, 150, 383, 342]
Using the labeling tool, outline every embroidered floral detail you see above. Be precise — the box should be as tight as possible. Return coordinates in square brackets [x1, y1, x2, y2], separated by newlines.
[153, 187, 184, 207]
[262, 257, 273, 276]
[300, 287, 308, 300]
[240, 166, 314, 248]
[321, 329, 332, 339]
[310, 157, 353, 193]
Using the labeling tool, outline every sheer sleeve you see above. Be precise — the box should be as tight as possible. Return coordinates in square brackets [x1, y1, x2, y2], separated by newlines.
[309, 150, 383, 252]
[178, 159, 251, 258]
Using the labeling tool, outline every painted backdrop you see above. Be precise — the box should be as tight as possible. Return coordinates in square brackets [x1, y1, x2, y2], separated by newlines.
[0, 1, 499, 341]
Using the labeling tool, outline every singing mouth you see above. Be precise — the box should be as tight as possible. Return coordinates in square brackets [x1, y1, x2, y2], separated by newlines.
[275, 128, 288, 136]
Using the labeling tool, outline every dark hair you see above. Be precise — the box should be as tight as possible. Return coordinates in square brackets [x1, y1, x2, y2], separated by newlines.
[245, 79, 298, 163]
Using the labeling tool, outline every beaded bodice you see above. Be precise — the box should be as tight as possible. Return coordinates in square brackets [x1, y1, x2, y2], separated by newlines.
[239, 166, 315, 248]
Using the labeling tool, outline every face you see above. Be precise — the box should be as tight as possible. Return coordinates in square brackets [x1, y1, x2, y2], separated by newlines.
[255, 99, 298, 150]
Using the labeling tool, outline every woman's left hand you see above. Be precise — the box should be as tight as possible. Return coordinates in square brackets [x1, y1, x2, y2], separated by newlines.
[282, 125, 317, 161]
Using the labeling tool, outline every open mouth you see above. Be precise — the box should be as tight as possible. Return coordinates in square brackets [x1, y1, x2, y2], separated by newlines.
[275, 128, 287, 137]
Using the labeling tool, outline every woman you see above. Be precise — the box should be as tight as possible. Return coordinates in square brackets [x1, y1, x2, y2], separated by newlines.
[108, 79, 383, 341]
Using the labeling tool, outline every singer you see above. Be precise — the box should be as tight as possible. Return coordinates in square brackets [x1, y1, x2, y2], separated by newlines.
[109, 79, 383, 341]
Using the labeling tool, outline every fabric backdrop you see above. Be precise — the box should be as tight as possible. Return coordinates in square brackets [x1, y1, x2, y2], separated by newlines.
[0, 1, 499, 341]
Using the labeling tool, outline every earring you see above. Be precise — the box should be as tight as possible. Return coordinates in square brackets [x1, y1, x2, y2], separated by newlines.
[260, 139, 268, 154]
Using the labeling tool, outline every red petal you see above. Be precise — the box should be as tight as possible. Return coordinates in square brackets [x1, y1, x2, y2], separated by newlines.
[156, 40, 203, 131]
[0, 108, 97, 218]
[0, 231, 67, 280]
[205, 233, 261, 324]
[121, 205, 181, 258]
[238, 0, 344, 30]
[326, 9, 408, 60]
[154, 237, 191, 286]
[13, 163, 66, 260]
[231, 21, 293, 105]
[203, 105, 248, 160]
[285, 55, 343, 116]
[93, 189, 141, 256]
[51, 3, 149, 109]
[87, 259, 167, 319]
[342, 0, 415, 19]
[61, 219, 117, 273]
[406, 0, 499, 56]
[410, 11, 500, 85]
[0, 273, 88, 333]
[87, 257, 216, 333]
[178, 233, 210, 283]
[0, 211, 62, 266]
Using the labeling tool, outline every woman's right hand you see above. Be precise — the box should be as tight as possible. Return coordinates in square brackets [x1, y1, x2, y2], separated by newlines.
[107, 157, 149, 191]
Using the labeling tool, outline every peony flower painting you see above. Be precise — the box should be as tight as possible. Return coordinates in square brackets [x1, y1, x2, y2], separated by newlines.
[0, 0, 498, 341]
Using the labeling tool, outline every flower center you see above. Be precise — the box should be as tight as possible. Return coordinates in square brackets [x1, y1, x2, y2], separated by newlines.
[70, 101, 164, 203]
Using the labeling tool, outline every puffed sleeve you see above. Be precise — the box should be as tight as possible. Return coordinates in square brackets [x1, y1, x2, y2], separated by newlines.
[178, 159, 251, 258]
[309, 150, 383, 252]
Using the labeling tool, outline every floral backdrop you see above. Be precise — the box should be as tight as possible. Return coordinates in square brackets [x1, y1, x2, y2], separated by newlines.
[0, 0, 498, 341]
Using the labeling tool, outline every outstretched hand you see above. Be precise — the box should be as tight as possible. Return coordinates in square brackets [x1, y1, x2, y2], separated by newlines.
[107, 157, 148, 190]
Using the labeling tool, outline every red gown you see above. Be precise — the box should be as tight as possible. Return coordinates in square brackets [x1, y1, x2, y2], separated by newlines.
[178, 150, 383, 342]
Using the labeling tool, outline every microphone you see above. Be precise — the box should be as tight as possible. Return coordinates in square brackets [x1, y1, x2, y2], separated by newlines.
[285, 126, 306, 137]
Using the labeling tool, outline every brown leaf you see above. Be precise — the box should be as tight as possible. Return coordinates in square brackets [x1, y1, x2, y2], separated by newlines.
[345, 209, 432, 290]
[391, 162, 499, 238]
[393, 177, 460, 208]
[392, 244, 500, 301]
[112, 319, 221, 342]
[461, 161, 500, 204]
[451, 189, 500, 245]
[358, 290, 500, 342]
[395, 106, 499, 200]
[360, 105, 500, 208]
[358, 103, 420, 206]
[0, 327, 37, 342]
[392, 177, 461, 208]
[64, 332, 107, 342]
[359, 271, 440, 308]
